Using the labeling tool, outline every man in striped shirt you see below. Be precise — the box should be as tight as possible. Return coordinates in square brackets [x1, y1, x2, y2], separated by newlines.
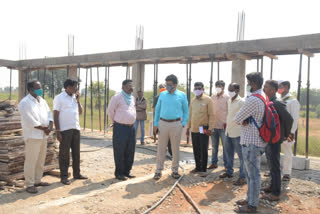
[234, 72, 266, 213]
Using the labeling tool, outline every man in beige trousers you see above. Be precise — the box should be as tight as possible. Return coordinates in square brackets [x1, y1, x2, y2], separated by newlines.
[18, 80, 53, 194]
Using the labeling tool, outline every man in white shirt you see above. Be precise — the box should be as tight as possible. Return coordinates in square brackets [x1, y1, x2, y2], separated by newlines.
[18, 80, 53, 194]
[220, 83, 246, 186]
[278, 81, 300, 181]
[54, 79, 87, 185]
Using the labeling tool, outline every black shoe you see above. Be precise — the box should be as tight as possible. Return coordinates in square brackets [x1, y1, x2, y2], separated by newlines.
[219, 172, 233, 178]
[125, 174, 136, 179]
[116, 176, 128, 181]
[141, 142, 145, 145]
[61, 179, 71, 185]
[153, 173, 162, 180]
[171, 172, 181, 179]
[74, 174, 88, 180]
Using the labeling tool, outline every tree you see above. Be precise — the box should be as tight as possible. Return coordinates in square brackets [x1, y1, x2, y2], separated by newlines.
[316, 104, 320, 119]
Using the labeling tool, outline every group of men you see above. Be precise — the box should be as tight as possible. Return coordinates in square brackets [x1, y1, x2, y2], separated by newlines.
[18, 72, 300, 213]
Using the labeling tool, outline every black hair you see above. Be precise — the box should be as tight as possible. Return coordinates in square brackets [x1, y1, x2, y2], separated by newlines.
[246, 72, 264, 89]
[165, 74, 178, 85]
[280, 81, 291, 90]
[27, 80, 40, 91]
[122, 79, 133, 86]
[266, 80, 279, 91]
[215, 80, 225, 87]
[64, 79, 78, 89]
[230, 83, 240, 91]
[194, 82, 204, 88]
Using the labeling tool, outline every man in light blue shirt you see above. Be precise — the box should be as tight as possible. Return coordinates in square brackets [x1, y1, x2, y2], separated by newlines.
[153, 74, 189, 180]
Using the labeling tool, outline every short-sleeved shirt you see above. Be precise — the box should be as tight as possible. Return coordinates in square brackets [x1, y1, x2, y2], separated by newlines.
[211, 93, 229, 129]
[53, 91, 80, 131]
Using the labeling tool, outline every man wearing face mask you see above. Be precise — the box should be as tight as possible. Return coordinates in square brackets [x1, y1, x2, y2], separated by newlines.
[234, 72, 266, 213]
[221, 83, 246, 185]
[278, 81, 300, 181]
[208, 80, 229, 170]
[18, 80, 53, 193]
[186, 82, 215, 177]
[107, 80, 137, 181]
[54, 79, 87, 185]
[153, 74, 189, 180]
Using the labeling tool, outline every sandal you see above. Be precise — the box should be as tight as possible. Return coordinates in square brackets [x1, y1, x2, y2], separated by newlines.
[26, 186, 38, 194]
[234, 204, 257, 213]
[153, 173, 162, 180]
[282, 174, 290, 181]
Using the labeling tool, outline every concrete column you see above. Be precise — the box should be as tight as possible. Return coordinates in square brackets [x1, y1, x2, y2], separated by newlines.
[18, 70, 27, 101]
[132, 63, 145, 97]
[68, 66, 78, 80]
[231, 59, 246, 97]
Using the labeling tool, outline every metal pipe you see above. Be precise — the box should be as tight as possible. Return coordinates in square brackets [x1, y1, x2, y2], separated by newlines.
[90, 67, 93, 132]
[257, 58, 259, 72]
[67, 65, 69, 78]
[104, 66, 107, 134]
[294, 53, 303, 155]
[186, 63, 189, 101]
[217, 61, 220, 81]
[209, 56, 214, 97]
[270, 58, 273, 79]
[305, 56, 311, 159]
[97, 67, 102, 131]
[9, 69, 12, 100]
[77, 64, 81, 90]
[43, 68, 46, 98]
[153, 63, 158, 144]
[261, 57, 264, 76]
[37, 70, 40, 80]
[51, 70, 54, 98]
[106, 66, 110, 128]
[83, 68, 88, 130]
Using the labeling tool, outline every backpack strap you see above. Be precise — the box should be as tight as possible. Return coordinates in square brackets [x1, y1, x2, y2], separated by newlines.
[249, 116, 260, 129]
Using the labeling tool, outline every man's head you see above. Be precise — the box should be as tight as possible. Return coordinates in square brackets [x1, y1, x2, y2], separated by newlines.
[278, 81, 290, 97]
[215, 80, 225, 95]
[137, 90, 143, 99]
[194, 82, 204, 97]
[165, 74, 178, 93]
[64, 79, 78, 95]
[159, 83, 166, 93]
[122, 79, 133, 94]
[246, 72, 264, 93]
[27, 80, 42, 97]
[263, 80, 278, 99]
[228, 83, 240, 98]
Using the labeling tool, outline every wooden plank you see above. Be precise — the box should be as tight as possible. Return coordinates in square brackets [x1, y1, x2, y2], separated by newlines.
[298, 49, 314, 57]
[258, 51, 278, 59]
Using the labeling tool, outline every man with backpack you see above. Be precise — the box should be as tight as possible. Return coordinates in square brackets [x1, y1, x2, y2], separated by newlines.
[234, 72, 266, 213]
[262, 80, 293, 201]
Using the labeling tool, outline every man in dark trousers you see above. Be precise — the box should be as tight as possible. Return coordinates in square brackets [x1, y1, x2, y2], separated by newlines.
[54, 79, 87, 185]
[107, 80, 137, 181]
[262, 80, 293, 201]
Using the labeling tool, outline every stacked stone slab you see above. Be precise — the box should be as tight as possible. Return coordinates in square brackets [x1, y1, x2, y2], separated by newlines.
[0, 100, 58, 181]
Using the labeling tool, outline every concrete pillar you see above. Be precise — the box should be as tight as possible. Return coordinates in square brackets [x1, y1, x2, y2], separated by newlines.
[231, 59, 246, 97]
[18, 70, 27, 101]
[132, 63, 145, 97]
[68, 66, 78, 79]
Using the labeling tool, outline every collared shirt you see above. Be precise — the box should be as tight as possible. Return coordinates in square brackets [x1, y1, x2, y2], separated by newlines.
[18, 94, 53, 141]
[154, 89, 189, 127]
[280, 93, 300, 134]
[107, 92, 136, 125]
[187, 95, 215, 133]
[211, 92, 229, 129]
[136, 97, 147, 121]
[234, 89, 266, 147]
[226, 95, 244, 138]
[53, 91, 80, 131]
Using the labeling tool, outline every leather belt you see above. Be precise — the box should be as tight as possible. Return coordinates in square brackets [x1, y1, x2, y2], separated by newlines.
[160, 118, 181, 122]
[114, 121, 134, 127]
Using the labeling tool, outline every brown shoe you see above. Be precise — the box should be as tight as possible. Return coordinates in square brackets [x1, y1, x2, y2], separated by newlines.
[261, 193, 280, 201]
[74, 174, 88, 180]
[282, 174, 291, 181]
[234, 204, 257, 213]
[207, 164, 218, 169]
[190, 168, 200, 174]
[219, 172, 233, 178]
[236, 199, 248, 206]
[26, 186, 38, 194]
[262, 187, 272, 193]
[153, 172, 162, 180]
[141, 142, 145, 145]
[61, 179, 71, 185]
[233, 178, 246, 186]
[35, 182, 50, 187]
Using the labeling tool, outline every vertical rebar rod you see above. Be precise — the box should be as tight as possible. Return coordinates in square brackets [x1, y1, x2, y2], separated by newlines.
[209, 56, 214, 97]
[305, 56, 310, 159]
[106, 66, 110, 128]
[9, 69, 12, 100]
[97, 67, 102, 131]
[37, 70, 40, 80]
[90, 68, 93, 132]
[104, 66, 107, 134]
[261, 57, 264, 76]
[257, 58, 260, 72]
[188, 62, 192, 104]
[217, 61, 220, 81]
[51, 70, 54, 98]
[83, 68, 88, 130]
[43, 68, 46, 98]
[153, 63, 158, 144]
[77, 64, 81, 90]
[270, 58, 273, 79]
[294, 53, 303, 155]
[186, 63, 189, 100]
[67, 65, 70, 78]
[126, 64, 129, 79]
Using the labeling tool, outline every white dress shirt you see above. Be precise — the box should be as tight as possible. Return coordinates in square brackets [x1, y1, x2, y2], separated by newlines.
[226, 95, 244, 138]
[53, 91, 80, 131]
[281, 93, 300, 134]
[18, 94, 53, 141]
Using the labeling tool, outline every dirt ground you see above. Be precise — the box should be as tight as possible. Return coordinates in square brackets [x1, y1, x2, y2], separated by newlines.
[1, 133, 320, 214]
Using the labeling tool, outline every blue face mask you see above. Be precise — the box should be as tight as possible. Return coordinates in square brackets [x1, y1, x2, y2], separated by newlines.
[166, 84, 174, 92]
[33, 88, 43, 97]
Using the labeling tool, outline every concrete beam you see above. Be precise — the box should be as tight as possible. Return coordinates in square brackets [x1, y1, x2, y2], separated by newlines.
[0, 59, 18, 68]
[12, 33, 320, 69]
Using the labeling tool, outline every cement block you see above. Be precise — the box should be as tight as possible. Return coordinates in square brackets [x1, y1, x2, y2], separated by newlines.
[261, 153, 310, 170]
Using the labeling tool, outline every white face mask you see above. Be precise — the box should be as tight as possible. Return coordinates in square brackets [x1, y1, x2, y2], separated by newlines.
[228, 91, 236, 98]
[215, 87, 222, 94]
[246, 85, 252, 96]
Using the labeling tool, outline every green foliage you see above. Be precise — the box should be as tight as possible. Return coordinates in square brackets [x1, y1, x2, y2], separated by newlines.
[316, 104, 320, 119]
[299, 88, 320, 108]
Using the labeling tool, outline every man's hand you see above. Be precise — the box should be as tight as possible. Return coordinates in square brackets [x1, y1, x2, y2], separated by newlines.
[35, 125, 48, 131]
[76, 91, 80, 102]
[186, 128, 190, 137]
[56, 132, 62, 143]
[242, 121, 249, 126]
[153, 126, 158, 135]
[206, 129, 212, 136]
[44, 128, 51, 136]
[288, 133, 295, 142]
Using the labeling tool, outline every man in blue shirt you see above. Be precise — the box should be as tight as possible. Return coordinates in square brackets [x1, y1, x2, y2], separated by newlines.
[153, 74, 189, 180]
